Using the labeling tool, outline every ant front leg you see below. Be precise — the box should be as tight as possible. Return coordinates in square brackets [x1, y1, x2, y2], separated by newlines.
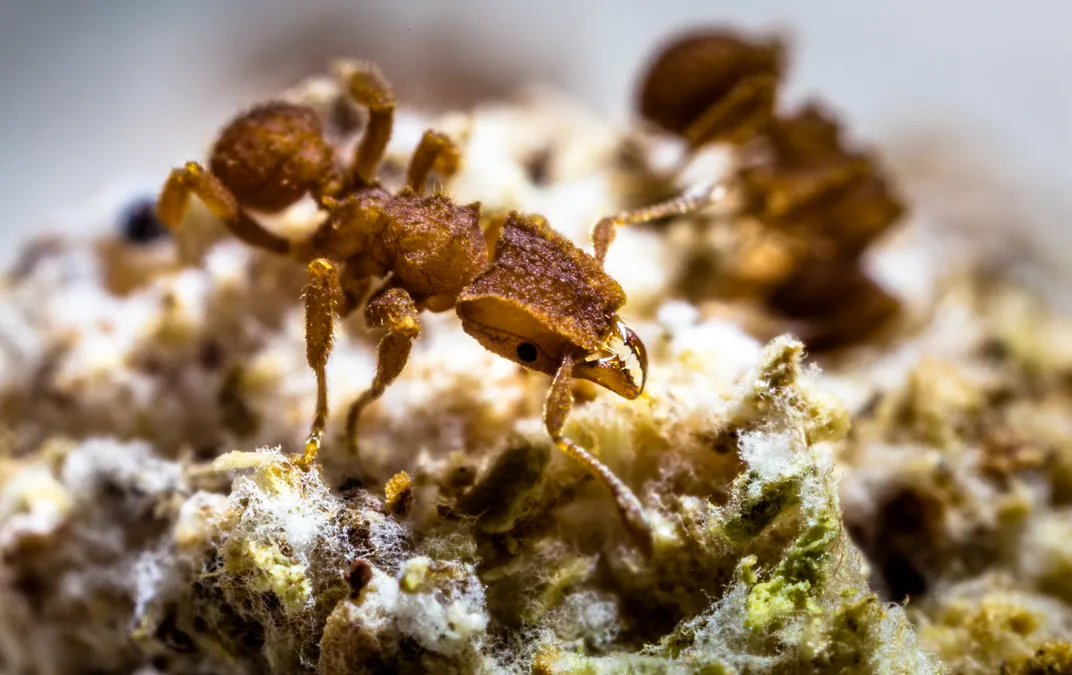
[337, 61, 396, 186]
[300, 258, 343, 468]
[406, 130, 462, 194]
[545, 354, 654, 556]
[591, 181, 735, 265]
[157, 162, 292, 255]
[345, 285, 421, 460]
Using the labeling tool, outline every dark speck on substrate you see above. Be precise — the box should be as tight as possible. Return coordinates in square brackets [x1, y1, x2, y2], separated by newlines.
[119, 197, 170, 245]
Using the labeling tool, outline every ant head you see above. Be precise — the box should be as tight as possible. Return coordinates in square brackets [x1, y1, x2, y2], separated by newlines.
[455, 212, 647, 399]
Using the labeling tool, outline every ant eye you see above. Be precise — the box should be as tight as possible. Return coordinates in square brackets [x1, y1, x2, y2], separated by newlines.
[516, 342, 538, 363]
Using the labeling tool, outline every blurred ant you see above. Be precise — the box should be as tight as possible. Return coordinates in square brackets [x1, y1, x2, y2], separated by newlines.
[633, 28, 906, 350]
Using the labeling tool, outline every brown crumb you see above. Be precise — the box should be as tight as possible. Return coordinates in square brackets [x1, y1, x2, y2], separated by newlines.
[345, 559, 375, 599]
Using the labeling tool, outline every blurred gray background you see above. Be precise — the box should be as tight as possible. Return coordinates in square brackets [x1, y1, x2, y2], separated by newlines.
[1, 0, 1069, 276]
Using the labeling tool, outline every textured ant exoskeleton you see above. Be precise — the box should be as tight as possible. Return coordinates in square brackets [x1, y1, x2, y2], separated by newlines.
[156, 61, 712, 553]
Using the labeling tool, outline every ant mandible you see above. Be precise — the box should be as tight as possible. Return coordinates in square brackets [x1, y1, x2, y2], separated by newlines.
[156, 61, 713, 553]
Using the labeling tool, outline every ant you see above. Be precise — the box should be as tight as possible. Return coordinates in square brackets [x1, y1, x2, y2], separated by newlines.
[156, 61, 710, 554]
[631, 28, 906, 350]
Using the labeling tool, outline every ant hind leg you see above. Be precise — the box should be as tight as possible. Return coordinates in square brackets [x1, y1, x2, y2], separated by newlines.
[157, 162, 291, 255]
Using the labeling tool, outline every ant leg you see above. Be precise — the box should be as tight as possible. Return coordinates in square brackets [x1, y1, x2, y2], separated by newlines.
[157, 162, 291, 255]
[544, 354, 653, 556]
[338, 261, 372, 318]
[405, 130, 461, 194]
[345, 286, 421, 459]
[336, 61, 396, 186]
[300, 259, 343, 468]
[591, 181, 735, 265]
[482, 211, 509, 255]
[683, 73, 778, 147]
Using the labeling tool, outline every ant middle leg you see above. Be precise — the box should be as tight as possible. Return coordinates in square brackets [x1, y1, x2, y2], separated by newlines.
[544, 354, 653, 556]
[336, 61, 396, 186]
[338, 261, 373, 318]
[406, 130, 462, 194]
[345, 284, 421, 460]
[157, 162, 292, 255]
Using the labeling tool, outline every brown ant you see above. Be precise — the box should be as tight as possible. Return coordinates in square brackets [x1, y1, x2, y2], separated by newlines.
[156, 61, 708, 553]
[632, 28, 906, 350]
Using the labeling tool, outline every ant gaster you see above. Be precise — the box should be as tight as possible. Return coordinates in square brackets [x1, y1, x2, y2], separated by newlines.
[157, 61, 712, 553]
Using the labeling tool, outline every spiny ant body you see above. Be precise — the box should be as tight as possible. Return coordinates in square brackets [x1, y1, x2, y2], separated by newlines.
[156, 61, 714, 554]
